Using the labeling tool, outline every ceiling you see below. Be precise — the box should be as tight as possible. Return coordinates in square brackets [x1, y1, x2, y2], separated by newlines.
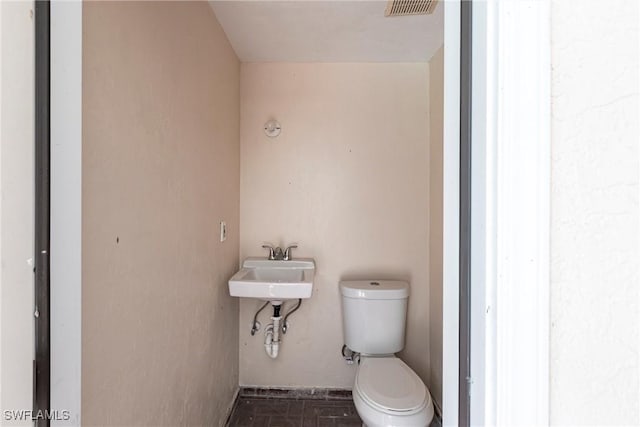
[208, 1, 444, 62]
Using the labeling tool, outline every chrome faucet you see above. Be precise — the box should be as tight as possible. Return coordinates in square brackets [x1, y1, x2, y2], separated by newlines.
[283, 245, 297, 261]
[262, 244, 298, 260]
[262, 245, 276, 260]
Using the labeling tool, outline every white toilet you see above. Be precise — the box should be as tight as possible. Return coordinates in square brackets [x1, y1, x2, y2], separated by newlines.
[340, 280, 434, 427]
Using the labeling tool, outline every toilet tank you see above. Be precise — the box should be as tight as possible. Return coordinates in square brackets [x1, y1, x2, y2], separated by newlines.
[340, 280, 410, 355]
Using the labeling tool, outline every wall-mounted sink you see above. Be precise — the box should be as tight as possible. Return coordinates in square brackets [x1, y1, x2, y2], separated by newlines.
[228, 257, 315, 302]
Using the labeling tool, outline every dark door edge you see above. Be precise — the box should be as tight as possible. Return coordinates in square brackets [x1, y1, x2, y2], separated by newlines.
[459, 0, 472, 425]
[34, 1, 51, 425]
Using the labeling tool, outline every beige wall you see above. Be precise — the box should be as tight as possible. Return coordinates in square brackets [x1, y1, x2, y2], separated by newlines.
[82, 2, 240, 425]
[428, 46, 444, 410]
[550, 0, 639, 423]
[239, 63, 431, 389]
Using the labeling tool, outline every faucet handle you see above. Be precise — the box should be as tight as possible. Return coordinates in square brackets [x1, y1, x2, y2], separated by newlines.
[262, 244, 276, 260]
[283, 245, 298, 261]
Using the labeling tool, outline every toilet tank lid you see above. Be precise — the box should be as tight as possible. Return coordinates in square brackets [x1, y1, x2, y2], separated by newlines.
[340, 280, 409, 299]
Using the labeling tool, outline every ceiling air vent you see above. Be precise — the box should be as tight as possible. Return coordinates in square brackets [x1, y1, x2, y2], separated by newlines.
[385, 0, 439, 17]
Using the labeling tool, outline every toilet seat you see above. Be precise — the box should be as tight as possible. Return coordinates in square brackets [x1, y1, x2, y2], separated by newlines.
[355, 357, 427, 415]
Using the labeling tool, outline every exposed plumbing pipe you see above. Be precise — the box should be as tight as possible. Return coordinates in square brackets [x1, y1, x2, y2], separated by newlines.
[261, 301, 303, 358]
[251, 301, 270, 336]
[342, 344, 360, 365]
[264, 316, 281, 359]
[282, 299, 302, 334]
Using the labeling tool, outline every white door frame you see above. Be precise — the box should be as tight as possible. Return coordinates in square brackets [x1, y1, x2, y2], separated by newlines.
[50, 0, 82, 425]
[468, 0, 551, 425]
[442, 0, 461, 424]
[444, 0, 551, 424]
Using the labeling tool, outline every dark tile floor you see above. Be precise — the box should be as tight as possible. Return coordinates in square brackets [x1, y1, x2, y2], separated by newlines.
[227, 397, 362, 427]
[227, 397, 443, 427]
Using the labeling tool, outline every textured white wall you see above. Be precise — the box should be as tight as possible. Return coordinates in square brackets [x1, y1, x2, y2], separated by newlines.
[82, 2, 240, 425]
[0, 2, 34, 425]
[239, 63, 432, 389]
[550, 0, 639, 423]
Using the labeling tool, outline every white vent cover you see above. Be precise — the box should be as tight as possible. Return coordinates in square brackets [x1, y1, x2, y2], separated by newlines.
[385, 0, 439, 17]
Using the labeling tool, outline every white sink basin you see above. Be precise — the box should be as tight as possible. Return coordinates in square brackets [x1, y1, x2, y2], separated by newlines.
[228, 257, 315, 302]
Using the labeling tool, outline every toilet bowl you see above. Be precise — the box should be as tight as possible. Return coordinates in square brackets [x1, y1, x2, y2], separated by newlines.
[340, 280, 435, 427]
[353, 356, 434, 427]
